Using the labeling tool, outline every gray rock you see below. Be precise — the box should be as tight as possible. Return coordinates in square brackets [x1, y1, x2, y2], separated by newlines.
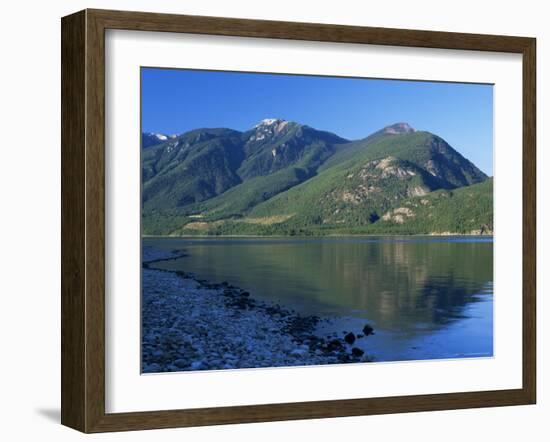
[344, 332, 356, 344]
[362, 324, 374, 336]
[174, 358, 188, 368]
[290, 348, 308, 357]
[143, 363, 161, 372]
[190, 361, 203, 370]
[152, 350, 164, 359]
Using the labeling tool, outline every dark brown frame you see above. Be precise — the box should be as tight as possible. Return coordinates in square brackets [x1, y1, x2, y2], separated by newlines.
[61, 8, 536, 433]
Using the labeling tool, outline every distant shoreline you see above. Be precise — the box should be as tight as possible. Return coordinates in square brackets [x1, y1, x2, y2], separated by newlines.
[142, 233, 494, 239]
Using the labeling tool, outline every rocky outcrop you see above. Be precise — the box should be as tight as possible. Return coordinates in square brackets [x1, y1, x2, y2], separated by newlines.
[382, 207, 415, 224]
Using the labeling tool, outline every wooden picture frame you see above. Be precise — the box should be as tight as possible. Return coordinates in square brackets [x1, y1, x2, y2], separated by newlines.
[61, 8, 536, 433]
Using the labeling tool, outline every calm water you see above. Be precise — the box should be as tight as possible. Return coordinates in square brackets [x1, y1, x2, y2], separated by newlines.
[145, 236, 493, 362]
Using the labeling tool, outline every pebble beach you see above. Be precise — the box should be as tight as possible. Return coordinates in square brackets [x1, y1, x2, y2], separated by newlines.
[141, 246, 374, 373]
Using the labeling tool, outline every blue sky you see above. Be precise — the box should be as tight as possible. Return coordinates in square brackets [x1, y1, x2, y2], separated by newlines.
[141, 68, 493, 175]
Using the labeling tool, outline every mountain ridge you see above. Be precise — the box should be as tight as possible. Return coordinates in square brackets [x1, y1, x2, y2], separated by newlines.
[141, 120, 492, 236]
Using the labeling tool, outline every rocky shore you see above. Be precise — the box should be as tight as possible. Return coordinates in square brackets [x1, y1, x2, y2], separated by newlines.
[142, 246, 374, 373]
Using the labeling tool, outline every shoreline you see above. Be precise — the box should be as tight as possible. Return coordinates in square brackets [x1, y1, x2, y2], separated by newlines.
[142, 246, 374, 373]
[143, 233, 494, 239]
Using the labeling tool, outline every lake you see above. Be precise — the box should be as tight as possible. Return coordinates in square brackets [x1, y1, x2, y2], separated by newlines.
[144, 236, 493, 363]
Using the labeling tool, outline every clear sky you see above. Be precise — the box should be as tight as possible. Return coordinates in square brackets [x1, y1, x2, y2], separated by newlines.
[141, 68, 493, 175]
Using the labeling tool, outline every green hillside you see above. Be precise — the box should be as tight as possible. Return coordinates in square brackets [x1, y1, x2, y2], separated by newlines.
[169, 179, 493, 236]
[363, 178, 493, 235]
[141, 120, 492, 236]
[142, 128, 244, 210]
[142, 120, 347, 213]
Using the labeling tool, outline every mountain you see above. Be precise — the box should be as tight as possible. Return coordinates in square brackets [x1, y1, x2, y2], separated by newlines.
[319, 122, 416, 171]
[141, 120, 491, 236]
[238, 118, 347, 179]
[142, 128, 244, 210]
[141, 132, 178, 148]
[142, 119, 347, 212]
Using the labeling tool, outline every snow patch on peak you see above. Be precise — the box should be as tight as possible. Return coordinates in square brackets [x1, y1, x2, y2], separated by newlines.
[154, 133, 168, 141]
[255, 118, 283, 127]
[251, 118, 290, 137]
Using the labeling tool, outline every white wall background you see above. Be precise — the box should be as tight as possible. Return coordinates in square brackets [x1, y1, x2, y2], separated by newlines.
[0, 0, 546, 440]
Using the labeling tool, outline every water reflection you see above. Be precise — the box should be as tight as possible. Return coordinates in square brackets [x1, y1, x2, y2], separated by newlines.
[147, 236, 493, 360]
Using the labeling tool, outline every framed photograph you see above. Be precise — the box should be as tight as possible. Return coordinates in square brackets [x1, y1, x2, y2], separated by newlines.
[61, 9, 536, 433]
